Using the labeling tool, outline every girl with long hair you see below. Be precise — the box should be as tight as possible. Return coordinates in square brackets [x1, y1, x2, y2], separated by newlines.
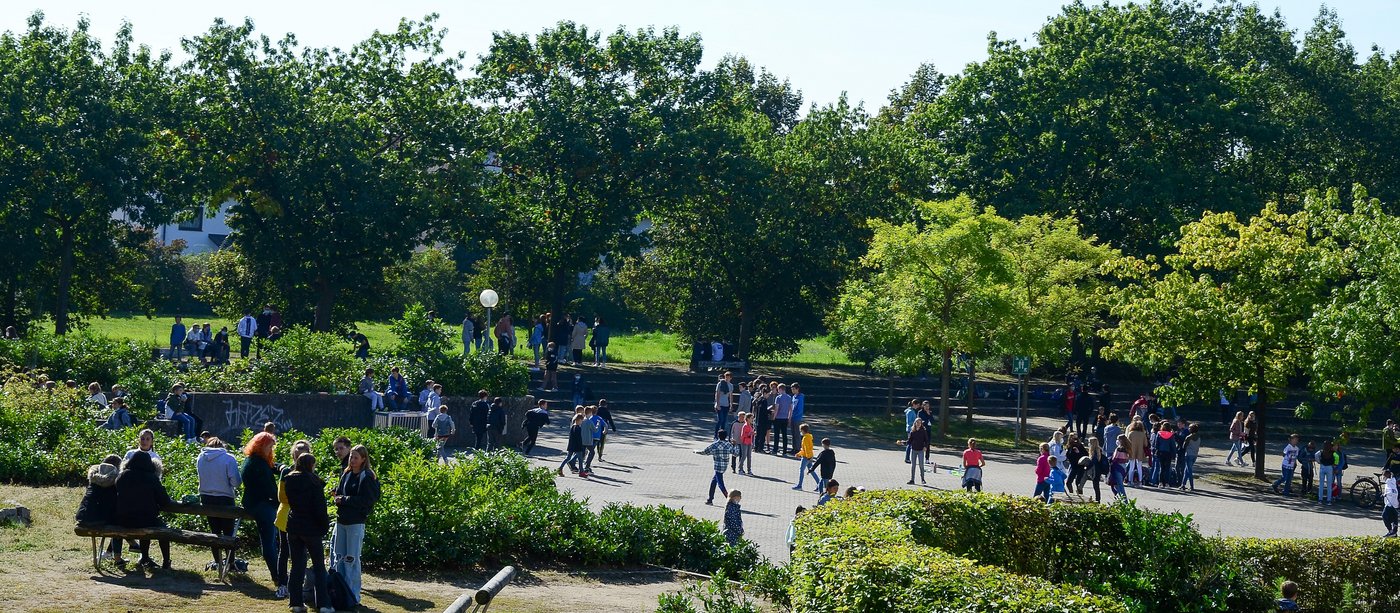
[333, 444, 381, 604]
[242, 432, 280, 588]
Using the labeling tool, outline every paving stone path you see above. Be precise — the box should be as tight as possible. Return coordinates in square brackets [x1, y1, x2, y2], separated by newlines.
[513, 406, 1388, 561]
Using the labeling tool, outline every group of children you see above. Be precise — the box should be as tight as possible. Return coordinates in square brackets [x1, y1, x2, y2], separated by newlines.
[556, 401, 617, 478]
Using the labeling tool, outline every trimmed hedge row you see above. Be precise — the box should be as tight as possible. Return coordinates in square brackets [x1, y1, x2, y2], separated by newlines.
[1222, 537, 1400, 612]
[791, 506, 1126, 612]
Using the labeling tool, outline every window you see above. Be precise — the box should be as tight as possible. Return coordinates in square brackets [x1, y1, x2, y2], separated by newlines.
[177, 209, 204, 232]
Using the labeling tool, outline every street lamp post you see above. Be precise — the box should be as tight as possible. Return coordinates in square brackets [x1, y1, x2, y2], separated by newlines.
[480, 289, 499, 352]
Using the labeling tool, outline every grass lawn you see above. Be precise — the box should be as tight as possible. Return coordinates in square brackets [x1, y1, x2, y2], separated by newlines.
[0, 484, 684, 613]
[836, 413, 1029, 451]
[83, 315, 856, 367]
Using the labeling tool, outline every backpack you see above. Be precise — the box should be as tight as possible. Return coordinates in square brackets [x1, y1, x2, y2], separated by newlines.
[303, 567, 356, 611]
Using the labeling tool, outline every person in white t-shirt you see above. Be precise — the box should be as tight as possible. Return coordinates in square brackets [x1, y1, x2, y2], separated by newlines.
[1383, 469, 1398, 537]
[87, 382, 109, 408]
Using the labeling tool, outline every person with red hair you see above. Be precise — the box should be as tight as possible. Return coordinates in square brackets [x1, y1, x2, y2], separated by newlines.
[242, 432, 280, 591]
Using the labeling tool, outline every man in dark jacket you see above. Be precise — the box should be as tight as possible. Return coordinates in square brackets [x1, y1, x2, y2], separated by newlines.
[486, 397, 507, 451]
[521, 400, 551, 454]
[469, 390, 490, 450]
[812, 438, 837, 494]
[115, 451, 172, 569]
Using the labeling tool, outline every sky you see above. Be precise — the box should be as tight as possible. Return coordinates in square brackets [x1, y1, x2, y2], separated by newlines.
[2, 1, 1399, 111]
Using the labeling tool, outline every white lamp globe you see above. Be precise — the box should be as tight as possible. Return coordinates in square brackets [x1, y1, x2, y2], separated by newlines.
[479, 289, 499, 309]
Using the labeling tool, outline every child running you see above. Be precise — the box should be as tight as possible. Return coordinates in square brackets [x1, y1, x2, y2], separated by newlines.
[697, 430, 737, 505]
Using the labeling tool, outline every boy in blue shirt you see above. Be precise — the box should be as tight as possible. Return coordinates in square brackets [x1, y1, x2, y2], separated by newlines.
[789, 383, 805, 454]
[586, 406, 607, 470]
[1046, 456, 1067, 503]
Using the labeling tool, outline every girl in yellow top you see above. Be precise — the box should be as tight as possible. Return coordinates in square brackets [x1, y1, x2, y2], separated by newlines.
[791, 424, 818, 490]
[273, 440, 312, 599]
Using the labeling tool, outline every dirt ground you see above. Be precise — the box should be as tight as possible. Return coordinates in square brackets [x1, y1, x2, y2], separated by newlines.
[0, 484, 685, 613]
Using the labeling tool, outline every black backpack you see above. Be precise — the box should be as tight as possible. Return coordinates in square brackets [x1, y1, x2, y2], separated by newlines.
[304, 568, 356, 611]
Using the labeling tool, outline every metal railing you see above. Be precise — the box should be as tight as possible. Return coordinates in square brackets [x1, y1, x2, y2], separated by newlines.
[443, 565, 517, 613]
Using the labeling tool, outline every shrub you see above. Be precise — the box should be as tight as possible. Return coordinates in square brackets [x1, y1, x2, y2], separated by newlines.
[456, 350, 529, 397]
[247, 327, 359, 393]
[793, 490, 1271, 612]
[0, 329, 177, 409]
[1220, 537, 1400, 612]
[388, 305, 529, 396]
[0, 373, 136, 484]
[790, 504, 1126, 612]
[655, 571, 762, 613]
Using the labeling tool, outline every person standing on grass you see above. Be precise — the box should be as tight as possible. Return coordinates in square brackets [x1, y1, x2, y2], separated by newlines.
[590, 316, 610, 366]
[196, 436, 241, 572]
[432, 405, 456, 463]
[274, 440, 312, 600]
[792, 423, 817, 491]
[333, 445, 380, 606]
[771, 384, 793, 455]
[570, 315, 589, 365]
[1273, 434, 1300, 496]
[557, 415, 586, 476]
[714, 371, 735, 434]
[907, 419, 929, 485]
[529, 315, 545, 366]
[723, 491, 744, 545]
[789, 383, 806, 455]
[1033, 443, 1052, 502]
[462, 314, 475, 355]
[962, 438, 985, 492]
[236, 311, 257, 359]
[697, 430, 736, 505]
[812, 438, 837, 493]
[1383, 469, 1398, 537]
[284, 452, 332, 613]
[242, 433, 281, 590]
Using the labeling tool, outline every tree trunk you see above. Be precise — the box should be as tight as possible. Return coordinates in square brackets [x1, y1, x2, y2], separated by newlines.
[1070, 327, 1085, 365]
[939, 347, 952, 436]
[53, 226, 76, 335]
[2, 275, 15, 330]
[313, 280, 335, 332]
[737, 307, 756, 361]
[966, 357, 976, 422]
[1254, 363, 1268, 480]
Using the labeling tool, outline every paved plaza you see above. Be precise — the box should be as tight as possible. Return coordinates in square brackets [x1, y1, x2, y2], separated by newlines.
[517, 407, 1389, 561]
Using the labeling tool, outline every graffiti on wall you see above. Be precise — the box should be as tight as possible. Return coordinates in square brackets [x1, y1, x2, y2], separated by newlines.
[221, 399, 295, 438]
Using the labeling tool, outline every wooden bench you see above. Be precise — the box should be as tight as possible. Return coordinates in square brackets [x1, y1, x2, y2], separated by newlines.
[75, 501, 254, 581]
[692, 359, 751, 373]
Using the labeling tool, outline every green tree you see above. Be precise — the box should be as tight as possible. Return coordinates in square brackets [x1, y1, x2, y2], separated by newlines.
[1306, 187, 1400, 432]
[381, 247, 466, 320]
[0, 13, 187, 333]
[831, 198, 1015, 435]
[1000, 215, 1118, 363]
[180, 16, 478, 331]
[1105, 203, 1340, 479]
[467, 22, 704, 315]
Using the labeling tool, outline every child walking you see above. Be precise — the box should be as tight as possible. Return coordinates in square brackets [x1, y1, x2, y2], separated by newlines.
[1033, 443, 1052, 502]
[723, 491, 744, 545]
[791, 423, 817, 490]
[697, 430, 737, 505]
[555, 415, 585, 477]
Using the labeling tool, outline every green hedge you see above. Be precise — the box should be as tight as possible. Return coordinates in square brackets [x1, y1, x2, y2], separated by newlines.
[793, 490, 1275, 612]
[790, 505, 1126, 612]
[1221, 537, 1400, 612]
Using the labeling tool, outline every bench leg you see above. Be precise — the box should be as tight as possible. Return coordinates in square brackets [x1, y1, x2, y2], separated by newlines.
[91, 537, 99, 572]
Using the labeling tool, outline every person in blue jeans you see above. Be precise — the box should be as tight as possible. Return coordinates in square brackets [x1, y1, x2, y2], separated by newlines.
[1179, 424, 1201, 491]
[333, 445, 381, 605]
[697, 430, 736, 505]
[241, 433, 281, 593]
[164, 384, 196, 442]
[1272, 434, 1300, 496]
[903, 400, 918, 463]
[1317, 440, 1337, 504]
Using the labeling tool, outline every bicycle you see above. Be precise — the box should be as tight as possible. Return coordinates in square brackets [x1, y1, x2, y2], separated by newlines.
[1349, 472, 1384, 508]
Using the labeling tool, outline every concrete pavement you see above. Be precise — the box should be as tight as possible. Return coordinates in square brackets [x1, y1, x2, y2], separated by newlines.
[517, 407, 1389, 561]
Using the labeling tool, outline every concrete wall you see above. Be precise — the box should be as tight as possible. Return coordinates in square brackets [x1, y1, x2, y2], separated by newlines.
[187, 393, 535, 447]
[190, 393, 373, 443]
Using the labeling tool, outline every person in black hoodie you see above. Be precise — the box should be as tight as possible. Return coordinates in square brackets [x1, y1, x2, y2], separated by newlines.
[285, 452, 331, 613]
[520, 399, 551, 454]
[469, 390, 490, 450]
[242, 432, 280, 586]
[486, 397, 507, 451]
[114, 451, 172, 570]
[76, 454, 125, 563]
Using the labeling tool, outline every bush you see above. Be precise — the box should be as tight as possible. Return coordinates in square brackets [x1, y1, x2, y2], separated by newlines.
[0, 373, 136, 484]
[1220, 537, 1400, 612]
[0, 329, 177, 409]
[389, 305, 529, 396]
[821, 489, 1267, 611]
[247, 327, 359, 393]
[790, 504, 1126, 612]
[655, 571, 762, 613]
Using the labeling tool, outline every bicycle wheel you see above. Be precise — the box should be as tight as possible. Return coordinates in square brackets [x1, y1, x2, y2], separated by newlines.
[1350, 478, 1380, 508]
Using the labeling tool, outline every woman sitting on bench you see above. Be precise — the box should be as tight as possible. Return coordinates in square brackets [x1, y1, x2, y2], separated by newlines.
[76, 454, 125, 564]
[114, 450, 173, 570]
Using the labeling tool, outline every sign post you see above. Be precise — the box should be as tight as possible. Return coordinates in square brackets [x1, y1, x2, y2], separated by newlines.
[1012, 356, 1030, 444]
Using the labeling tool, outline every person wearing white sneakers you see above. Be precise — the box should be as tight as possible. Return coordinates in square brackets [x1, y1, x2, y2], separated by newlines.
[1383, 469, 1398, 538]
